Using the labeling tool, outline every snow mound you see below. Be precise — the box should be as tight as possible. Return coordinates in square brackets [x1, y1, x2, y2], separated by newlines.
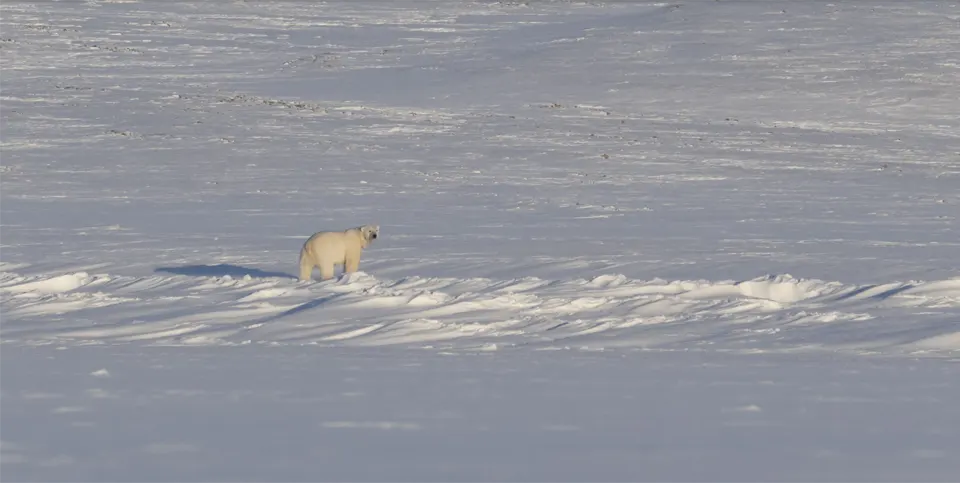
[0, 272, 94, 295]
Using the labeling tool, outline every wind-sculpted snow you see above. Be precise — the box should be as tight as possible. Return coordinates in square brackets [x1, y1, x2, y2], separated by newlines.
[3, 268, 957, 355]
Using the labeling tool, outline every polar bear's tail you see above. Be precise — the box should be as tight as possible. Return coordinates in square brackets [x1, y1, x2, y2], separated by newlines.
[298, 248, 313, 282]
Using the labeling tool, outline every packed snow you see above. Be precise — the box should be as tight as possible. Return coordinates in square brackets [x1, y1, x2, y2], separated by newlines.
[1, 0, 959, 481]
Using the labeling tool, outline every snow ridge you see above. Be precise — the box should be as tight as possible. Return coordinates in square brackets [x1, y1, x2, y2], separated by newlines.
[2, 269, 957, 355]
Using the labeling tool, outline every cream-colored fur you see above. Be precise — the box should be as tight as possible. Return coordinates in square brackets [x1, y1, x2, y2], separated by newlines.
[299, 224, 379, 281]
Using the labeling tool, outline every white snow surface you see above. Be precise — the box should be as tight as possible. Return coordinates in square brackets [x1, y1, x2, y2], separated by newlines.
[2, 1, 959, 481]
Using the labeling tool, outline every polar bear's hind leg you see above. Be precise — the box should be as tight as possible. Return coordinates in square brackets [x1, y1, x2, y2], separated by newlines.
[318, 262, 335, 281]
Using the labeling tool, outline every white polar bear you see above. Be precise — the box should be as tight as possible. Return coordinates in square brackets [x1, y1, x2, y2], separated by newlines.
[298, 224, 379, 281]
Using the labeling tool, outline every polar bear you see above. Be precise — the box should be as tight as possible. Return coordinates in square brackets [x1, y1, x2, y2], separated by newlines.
[298, 224, 379, 282]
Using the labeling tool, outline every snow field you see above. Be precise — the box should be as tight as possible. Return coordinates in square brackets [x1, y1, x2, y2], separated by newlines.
[2, 0, 960, 481]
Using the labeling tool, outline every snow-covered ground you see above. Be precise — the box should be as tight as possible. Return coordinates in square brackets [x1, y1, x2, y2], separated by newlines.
[3, 346, 960, 482]
[1, 1, 959, 480]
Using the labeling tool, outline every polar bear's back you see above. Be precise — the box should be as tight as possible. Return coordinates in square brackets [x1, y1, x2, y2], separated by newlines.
[304, 230, 344, 253]
[302, 229, 363, 261]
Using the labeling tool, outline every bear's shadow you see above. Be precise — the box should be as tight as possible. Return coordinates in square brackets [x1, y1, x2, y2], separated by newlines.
[155, 264, 296, 280]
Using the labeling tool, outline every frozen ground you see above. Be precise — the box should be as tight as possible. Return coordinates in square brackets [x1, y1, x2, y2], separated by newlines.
[1, 0, 959, 481]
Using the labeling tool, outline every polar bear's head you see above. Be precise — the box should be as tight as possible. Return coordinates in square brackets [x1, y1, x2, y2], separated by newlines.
[359, 224, 379, 244]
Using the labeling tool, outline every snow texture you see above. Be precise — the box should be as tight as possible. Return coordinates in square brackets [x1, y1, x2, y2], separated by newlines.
[1, 1, 959, 481]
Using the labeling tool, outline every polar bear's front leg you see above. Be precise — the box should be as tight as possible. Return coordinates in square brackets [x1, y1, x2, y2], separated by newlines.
[344, 253, 360, 274]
